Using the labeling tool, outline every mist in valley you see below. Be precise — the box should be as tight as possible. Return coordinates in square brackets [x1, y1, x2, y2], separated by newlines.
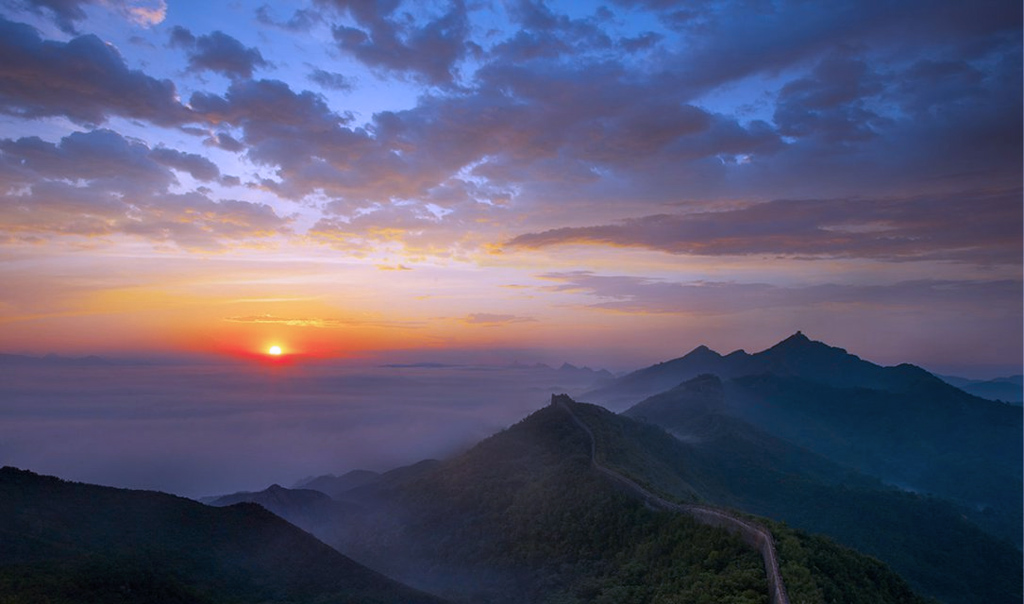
[0, 358, 609, 498]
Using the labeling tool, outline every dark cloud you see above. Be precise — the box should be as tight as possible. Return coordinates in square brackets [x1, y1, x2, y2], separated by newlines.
[169, 27, 268, 80]
[508, 189, 1022, 265]
[489, 0, 612, 61]
[618, 31, 662, 52]
[255, 4, 322, 31]
[149, 147, 221, 181]
[317, 0, 472, 85]
[168, 24, 196, 46]
[206, 132, 245, 152]
[307, 68, 352, 91]
[616, 0, 1022, 97]
[774, 53, 888, 144]
[0, 17, 190, 126]
[11, 0, 92, 33]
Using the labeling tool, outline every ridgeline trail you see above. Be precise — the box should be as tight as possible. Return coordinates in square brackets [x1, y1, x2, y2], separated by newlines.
[553, 394, 790, 604]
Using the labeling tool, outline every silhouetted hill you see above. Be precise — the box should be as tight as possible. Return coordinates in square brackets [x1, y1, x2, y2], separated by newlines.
[586, 332, 956, 409]
[294, 469, 382, 499]
[620, 376, 1022, 603]
[244, 401, 935, 604]
[0, 467, 446, 604]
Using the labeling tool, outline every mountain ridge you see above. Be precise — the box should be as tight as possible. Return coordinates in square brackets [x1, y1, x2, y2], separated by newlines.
[586, 331, 958, 409]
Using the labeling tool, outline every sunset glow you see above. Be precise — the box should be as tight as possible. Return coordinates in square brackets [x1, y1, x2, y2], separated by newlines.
[268, 346, 282, 356]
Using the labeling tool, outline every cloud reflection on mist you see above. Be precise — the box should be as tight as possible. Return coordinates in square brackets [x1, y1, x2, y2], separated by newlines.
[0, 361, 606, 498]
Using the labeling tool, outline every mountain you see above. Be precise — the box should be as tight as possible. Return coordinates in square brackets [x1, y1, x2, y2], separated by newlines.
[588, 333, 1023, 540]
[938, 374, 1023, 404]
[225, 398, 944, 604]
[0, 467, 446, 604]
[718, 372, 1022, 531]
[621, 375, 1022, 603]
[586, 331, 954, 409]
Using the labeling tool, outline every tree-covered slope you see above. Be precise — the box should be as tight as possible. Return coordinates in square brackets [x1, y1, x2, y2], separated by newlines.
[617, 378, 1022, 604]
[0, 467, 446, 604]
[276, 401, 933, 604]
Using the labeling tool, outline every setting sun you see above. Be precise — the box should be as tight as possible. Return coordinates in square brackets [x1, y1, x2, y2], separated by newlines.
[268, 345, 282, 356]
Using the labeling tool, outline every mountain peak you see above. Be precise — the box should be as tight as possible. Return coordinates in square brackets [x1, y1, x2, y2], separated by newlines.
[777, 331, 813, 347]
[765, 331, 846, 356]
[682, 344, 723, 361]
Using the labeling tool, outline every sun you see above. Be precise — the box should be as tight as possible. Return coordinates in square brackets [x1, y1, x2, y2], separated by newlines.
[268, 345, 282, 356]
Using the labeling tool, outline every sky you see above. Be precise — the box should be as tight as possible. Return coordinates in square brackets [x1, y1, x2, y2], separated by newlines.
[0, 0, 1021, 374]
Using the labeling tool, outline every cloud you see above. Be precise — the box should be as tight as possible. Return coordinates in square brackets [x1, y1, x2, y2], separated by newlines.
[0, 129, 290, 249]
[0, 17, 190, 126]
[120, 0, 165, 27]
[612, 0, 1021, 97]
[11, 0, 91, 33]
[462, 313, 536, 325]
[774, 52, 888, 144]
[149, 147, 221, 181]
[255, 4, 322, 32]
[169, 27, 269, 80]
[507, 188, 1022, 265]
[8, 0, 165, 32]
[307, 68, 352, 91]
[188, 78, 408, 201]
[538, 271, 1023, 316]
[316, 0, 472, 85]
[1, 1, 1016, 262]
[205, 132, 245, 153]
[222, 313, 423, 329]
[223, 314, 349, 328]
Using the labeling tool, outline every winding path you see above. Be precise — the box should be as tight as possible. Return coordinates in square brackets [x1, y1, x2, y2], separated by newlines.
[553, 394, 790, 604]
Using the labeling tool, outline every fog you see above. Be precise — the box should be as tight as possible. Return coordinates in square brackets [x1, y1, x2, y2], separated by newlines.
[0, 359, 607, 498]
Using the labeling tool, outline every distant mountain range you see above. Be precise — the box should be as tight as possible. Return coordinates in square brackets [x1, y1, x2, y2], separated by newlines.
[586, 331, 965, 408]
[937, 373, 1023, 404]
